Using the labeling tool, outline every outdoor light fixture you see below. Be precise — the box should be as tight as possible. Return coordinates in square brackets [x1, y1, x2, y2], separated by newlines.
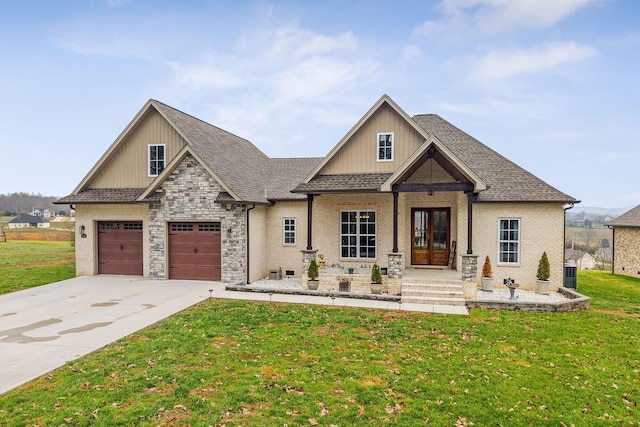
[209, 289, 213, 299]
[79, 225, 87, 238]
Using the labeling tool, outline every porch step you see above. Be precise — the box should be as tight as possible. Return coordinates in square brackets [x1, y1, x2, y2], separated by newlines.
[401, 281, 466, 306]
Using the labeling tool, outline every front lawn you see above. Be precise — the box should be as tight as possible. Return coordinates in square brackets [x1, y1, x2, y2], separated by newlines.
[0, 271, 638, 426]
[0, 241, 75, 295]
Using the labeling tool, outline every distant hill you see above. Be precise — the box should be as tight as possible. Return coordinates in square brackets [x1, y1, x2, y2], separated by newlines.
[570, 206, 634, 217]
[0, 192, 66, 216]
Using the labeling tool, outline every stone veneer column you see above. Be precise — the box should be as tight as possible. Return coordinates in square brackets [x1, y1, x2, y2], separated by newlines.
[387, 252, 404, 279]
[461, 254, 478, 281]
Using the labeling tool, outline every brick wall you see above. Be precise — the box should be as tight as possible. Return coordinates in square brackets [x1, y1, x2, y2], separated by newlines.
[613, 227, 640, 278]
[74, 204, 150, 276]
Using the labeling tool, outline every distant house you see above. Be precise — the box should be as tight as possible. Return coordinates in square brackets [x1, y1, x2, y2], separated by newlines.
[8, 214, 50, 229]
[31, 208, 56, 218]
[607, 205, 640, 278]
[565, 249, 596, 270]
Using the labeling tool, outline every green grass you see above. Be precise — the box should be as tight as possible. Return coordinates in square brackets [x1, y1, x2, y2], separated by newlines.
[0, 270, 638, 426]
[0, 241, 75, 294]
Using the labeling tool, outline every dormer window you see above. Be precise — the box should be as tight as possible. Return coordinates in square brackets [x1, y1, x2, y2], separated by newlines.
[377, 132, 394, 162]
[149, 144, 165, 177]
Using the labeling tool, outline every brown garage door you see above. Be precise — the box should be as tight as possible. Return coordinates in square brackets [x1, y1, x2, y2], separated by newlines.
[168, 222, 221, 280]
[97, 222, 143, 275]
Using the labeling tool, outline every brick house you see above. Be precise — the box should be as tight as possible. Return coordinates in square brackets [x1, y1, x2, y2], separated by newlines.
[57, 95, 577, 291]
[607, 205, 640, 278]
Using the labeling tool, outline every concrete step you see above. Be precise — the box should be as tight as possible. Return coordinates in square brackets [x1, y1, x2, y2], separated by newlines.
[401, 296, 467, 306]
[401, 281, 465, 306]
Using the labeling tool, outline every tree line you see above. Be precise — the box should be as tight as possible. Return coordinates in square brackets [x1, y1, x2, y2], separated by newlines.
[0, 192, 67, 216]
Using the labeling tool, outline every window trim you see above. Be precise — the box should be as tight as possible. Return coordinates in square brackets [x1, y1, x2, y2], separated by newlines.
[377, 132, 394, 162]
[498, 218, 520, 265]
[283, 217, 296, 245]
[340, 210, 377, 260]
[148, 144, 166, 177]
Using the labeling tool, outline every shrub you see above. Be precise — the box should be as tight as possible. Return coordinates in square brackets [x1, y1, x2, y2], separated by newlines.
[371, 263, 382, 284]
[537, 251, 550, 281]
[307, 258, 319, 281]
[481, 256, 493, 278]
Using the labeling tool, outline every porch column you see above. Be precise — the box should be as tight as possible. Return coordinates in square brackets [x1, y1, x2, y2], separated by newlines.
[306, 194, 314, 250]
[392, 191, 399, 253]
[466, 191, 473, 254]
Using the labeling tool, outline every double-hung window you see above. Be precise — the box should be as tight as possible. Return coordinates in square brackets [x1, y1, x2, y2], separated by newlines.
[283, 218, 296, 245]
[499, 218, 520, 263]
[149, 144, 165, 177]
[377, 132, 394, 162]
[341, 210, 376, 259]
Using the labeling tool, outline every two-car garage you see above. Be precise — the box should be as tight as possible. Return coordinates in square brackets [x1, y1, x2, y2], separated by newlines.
[97, 221, 221, 280]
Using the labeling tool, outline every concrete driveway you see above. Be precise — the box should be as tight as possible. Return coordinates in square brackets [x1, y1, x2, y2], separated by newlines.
[0, 276, 211, 394]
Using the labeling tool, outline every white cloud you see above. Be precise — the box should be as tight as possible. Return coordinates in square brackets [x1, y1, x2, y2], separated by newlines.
[469, 41, 597, 80]
[268, 26, 357, 59]
[415, 0, 599, 39]
[401, 45, 422, 61]
[171, 59, 244, 89]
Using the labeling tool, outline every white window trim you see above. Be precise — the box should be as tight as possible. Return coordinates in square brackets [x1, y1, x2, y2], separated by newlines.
[283, 217, 296, 245]
[340, 210, 377, 260]
[498, 217, 520, 265]
[148, 144, 166, 177]
[376, 132, 394, 162]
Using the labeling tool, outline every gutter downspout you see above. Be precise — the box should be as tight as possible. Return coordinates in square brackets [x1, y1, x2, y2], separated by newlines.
[246, 204, 256, 284]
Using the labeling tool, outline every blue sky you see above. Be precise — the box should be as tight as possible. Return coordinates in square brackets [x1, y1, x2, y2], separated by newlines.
[1, 0, 638, 208]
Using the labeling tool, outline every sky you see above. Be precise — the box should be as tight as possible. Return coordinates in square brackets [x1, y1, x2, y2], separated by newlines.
[1, 0, 638, 209]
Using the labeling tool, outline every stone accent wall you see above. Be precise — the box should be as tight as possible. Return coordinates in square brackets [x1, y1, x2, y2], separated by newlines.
[387, 252, 404, 279]
[613, 227, 640, 278]
[149, 154, 246, 283]
[73, 204, 150, 276]
[461, 254, 478, 281]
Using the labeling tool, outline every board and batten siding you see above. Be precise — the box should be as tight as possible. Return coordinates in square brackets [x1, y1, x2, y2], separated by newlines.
[320, 103, 426, 175]
[90, 109, 187, 188]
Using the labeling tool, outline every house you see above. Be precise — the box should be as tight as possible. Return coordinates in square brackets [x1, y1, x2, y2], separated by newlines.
[31, 208, 56, 218]
[606, 205, 640, 278]
[565, 249, 596, 270]
[56, 95, 577, 291]
[8, 214, 50, 229]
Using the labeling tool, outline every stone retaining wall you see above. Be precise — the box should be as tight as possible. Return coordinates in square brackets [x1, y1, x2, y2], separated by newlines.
[465, 288, 590, 312]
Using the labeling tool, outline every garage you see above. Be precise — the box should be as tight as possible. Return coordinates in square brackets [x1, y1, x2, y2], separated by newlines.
[168, 222, 221, 280]
[97, 222, 143, 275]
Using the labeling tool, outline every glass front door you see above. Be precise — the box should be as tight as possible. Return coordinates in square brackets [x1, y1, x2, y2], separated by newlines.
[411, 208, 450, 266]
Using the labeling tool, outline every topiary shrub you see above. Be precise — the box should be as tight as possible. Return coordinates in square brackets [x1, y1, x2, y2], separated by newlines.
[481, 256, 493, 278]
[371, 263, 382, 284]
[307, 258, 319, 281]
[537, 251, 550, 281]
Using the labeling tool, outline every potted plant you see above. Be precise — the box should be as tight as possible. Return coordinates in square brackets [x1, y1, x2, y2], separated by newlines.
[307, 258, 319, 290]
[536, 251, 550, 294]
[370, 263, 382, 294]
[480, 255, 494, 292]
[337, 275, 352, 292]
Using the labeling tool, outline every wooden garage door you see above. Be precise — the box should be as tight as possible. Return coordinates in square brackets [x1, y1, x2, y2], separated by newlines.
[97, 222, 143, 275]
[168, 223, 221, 280]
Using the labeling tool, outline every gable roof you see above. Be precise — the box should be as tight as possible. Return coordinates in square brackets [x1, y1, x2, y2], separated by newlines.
[411, 114, 577, 203]
[607, 205, 640, 227]
[266, 158, 323, 200]
[295, 95, 575, 203]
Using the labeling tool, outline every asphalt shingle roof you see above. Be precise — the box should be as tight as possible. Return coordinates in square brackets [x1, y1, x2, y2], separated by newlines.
[294, 173, 394, 193]
[607, 205, 640, 227]
[411, 114, 576, 203]
[267, 158, 323, 200]
[56, 188, 146, 204]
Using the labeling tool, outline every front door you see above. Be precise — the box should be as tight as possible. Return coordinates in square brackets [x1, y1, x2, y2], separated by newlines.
[411, 208, 450, 266]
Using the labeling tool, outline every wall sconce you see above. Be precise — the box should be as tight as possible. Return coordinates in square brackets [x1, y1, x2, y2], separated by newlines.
[80, 225, 87, 238]
[227, 227, 232, 238]
[428, 190, 434, 197]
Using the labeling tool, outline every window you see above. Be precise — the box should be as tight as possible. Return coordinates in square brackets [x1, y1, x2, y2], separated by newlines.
[377, 132, 394, 161]
[283, 218, 296, 245]
[149, 144, 166, 176]
[499, 218, 520, 263]
[341, 211, 376, 259]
